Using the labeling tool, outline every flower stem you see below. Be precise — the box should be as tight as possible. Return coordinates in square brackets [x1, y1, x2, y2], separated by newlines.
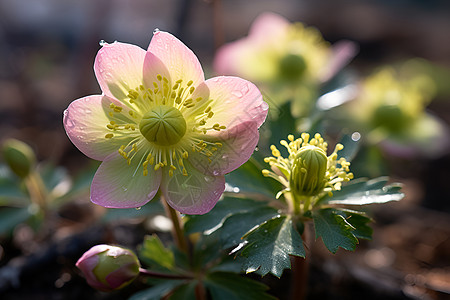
[161, 195, 189, 254]
[24, 171, 48, 215]
[290, 222, 311, 300]
[139, 268, 192, 280]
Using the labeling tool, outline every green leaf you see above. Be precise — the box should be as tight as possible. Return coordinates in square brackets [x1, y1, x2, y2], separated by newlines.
[335, 209, 373, 240]
[204, 272, 277, 300]
[312, 208, 358, 253]
[239, 215, 305, 277]
[169, 282, 197, 300]
[139, 235, 175, 272]
[225, 156, 282, 198]
[316, 177, 404, 206]
[129, 280, 185, 300]
[0, 207, 32, 235]
[184, 197, 267, 234]
[220, 206, 279, 248]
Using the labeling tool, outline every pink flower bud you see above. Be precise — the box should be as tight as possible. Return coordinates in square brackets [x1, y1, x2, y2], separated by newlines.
[76, 244, 140, 292]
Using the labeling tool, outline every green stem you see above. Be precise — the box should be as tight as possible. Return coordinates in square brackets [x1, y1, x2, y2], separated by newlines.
[139, 268, 192, 280]
[161, 195, 189, 254]
[24, 171, 48, 215]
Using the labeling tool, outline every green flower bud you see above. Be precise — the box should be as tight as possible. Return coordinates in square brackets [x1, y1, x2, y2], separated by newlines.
[2, 139, 36, 179]
[289, 145, 327, 196]
[76, 245, 140, 292]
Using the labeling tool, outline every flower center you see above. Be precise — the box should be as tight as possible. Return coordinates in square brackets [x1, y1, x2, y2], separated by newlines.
[279, 54, 307, 80]
[139, 105, 187, 146]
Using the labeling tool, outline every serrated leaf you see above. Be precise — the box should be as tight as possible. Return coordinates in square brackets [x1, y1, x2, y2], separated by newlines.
[129, 280, 185, 300]
[239, 215, 305, 277]
[335, 209, 373, 240]
[220, 206, 279, 249]
[139, 235, 175, 272]
[317, 177, 404, 206]
[184, 197, 267, 235]
[312, 208, 358, 253]
[204, 272, 277, 300]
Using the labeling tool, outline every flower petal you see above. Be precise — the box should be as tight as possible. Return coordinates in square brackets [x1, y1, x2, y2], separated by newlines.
[63, 95, 138, 161]
[148, 31, 204, 86]
[94, 42, 146, 101]
[189, 121, 260, 176]
[248, 12, 290, 42]
[205, 76, 268, 128]
[91, 152, 161, 208]
[160, 160, 225, 215]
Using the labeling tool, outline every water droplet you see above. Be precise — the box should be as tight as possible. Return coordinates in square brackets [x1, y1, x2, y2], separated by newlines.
[153, 28, 160, 34]
[65, 118, 75, 129]
[99, 40, 107, 46]
[232, 187, 240, 193]
[121, 186, 128, 192]
[84, 108, 92, 115]
[351, 131, 361, 142]
[261, 101, 269, 111]
[136, 207, 142, 210]
[241, 83, 249, 95]
[212, 170, 219, 176]
[231, 90, 243, 98]
[63, 109, 68, 117]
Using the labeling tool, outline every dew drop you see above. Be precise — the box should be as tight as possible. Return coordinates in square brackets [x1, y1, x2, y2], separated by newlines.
[153, 28, 160, 34]
[136, 207, 142, 210]
[63, 109, 68, 117]
[231, 90, 243, 98]
[351, 131, 361, 142]
[121, 186, 128, 192]
[212, 170, 219, 176]
[65, 118, 75, 129]
[261, 101, 269, 111]
[241, 83, 249, 95]
[99, 40, 107, 47]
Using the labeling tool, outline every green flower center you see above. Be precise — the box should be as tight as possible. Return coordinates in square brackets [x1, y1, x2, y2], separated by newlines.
[139, 105, 187, 146]
[372, 104, 410, 132]
[290, 145, 327, 196]
[279, 54, 307, 80]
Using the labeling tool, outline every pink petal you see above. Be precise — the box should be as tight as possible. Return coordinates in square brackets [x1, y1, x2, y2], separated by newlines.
[94, 42, 146, 101]
[319, 40, 359, 82]
[189, 121, 260, 176]
[148, 31, 204, 87]
[160, 160, 225, 215]
[63, 95, 137, 161]
[91, 152, 161, 208]
[205, 76, 268, 128]
[214, 12, 289, 76]
[248, 12, 290, 42]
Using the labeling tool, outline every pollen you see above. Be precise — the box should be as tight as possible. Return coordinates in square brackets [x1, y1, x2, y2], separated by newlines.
[101, 74, 229, 178]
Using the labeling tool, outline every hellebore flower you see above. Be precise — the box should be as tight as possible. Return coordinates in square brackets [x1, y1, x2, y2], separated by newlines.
[344, 64, 449, 158]
[63, 31, 268, 214]
[76, 244, 140, 292]
[262, 133, 353, 213]
[214, 12, 357, 117]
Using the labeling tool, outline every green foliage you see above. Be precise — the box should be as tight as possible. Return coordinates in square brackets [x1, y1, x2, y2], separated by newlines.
[240, 215, 305, 277]
[312, 208, 358, 253]
[316, 176, 404, 206]
[129, 280, 186, 300]
[204, 272, 277, 300]
[139, 235, 175, 272]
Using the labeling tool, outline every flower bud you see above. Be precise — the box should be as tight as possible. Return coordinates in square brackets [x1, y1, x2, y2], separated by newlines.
[2, 139, 36, 179]
[289, 145, 327, 196]
[76, 244, 140, 292]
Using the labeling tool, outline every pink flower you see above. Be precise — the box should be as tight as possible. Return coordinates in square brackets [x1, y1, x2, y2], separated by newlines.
[76, 244, 140, 292]
[214, 12, 357, 84]
[63, 31, 268, 214]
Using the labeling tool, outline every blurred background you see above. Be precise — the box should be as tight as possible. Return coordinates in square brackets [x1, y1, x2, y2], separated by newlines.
[0, 0, 449, 299]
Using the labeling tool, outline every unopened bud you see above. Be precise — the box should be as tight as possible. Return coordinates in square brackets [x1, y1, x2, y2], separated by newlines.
[2, 139, 36, 179]
[76, 245, 140, 292]
[290, 145, 327, 196]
